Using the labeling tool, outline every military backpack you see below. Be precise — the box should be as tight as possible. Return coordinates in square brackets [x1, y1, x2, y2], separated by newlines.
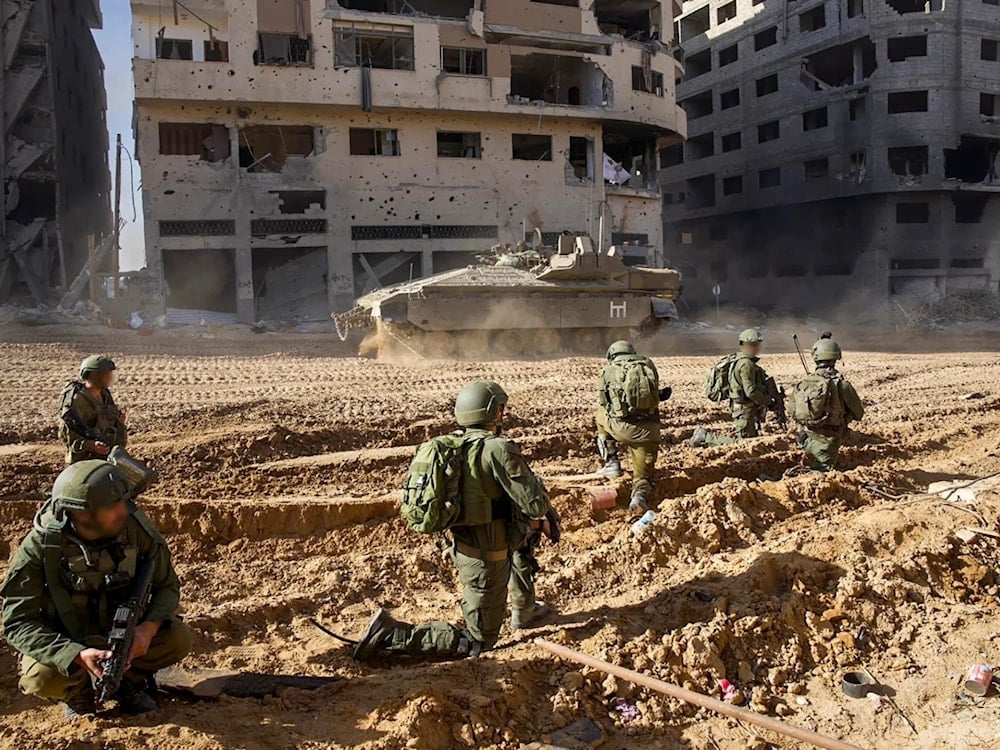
[605, 355, 660, 420]
[791, 371, 845, 429]
[401, 434, 492, 534]
[705, 354, 738, 402]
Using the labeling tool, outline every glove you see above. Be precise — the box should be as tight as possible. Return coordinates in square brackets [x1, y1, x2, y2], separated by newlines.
[658, 387, 672, 402]
[543, 507, 562, 544]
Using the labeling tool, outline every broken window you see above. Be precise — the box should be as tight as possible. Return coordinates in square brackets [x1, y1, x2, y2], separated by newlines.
[679, 6, 710, 41]
[759, 167, 781, 188]
[722, 175, 743, 195]
[567, 136, 594, 182]
[803, 38, 877, 89]
[687, 133, 714, 160]
[162, 249, 236, 313]
[983, 39, 999, 61]
[532, 0, 578, 5]
[720, 87, 740, 109]
[204, 40, 230, 62]
[887, 35, 927, 61]
[756, 73, 778, 97]
[252, 247, 329, 321]
[888, 90, 928, 113]
[661, 144, 684, 168]
[981, 93, 997, 117]
[951, 257, 985, 268]
[349, 128, 400, 156]
[632, 66, 664, 96]
[334, 27, 413, 69]
[757, 120, 780, 143]
[895, 203, 929, 224]
[891, 257, 939, 269]
[684, 49, 711, 80]
[799, 6, 826, 32]
[802, 106, 828, 131]
[755, 27, 777, 51]
[604, 129, 658, 189]
[717, 1, 737, 24]
[953, 195, 989, 224]
[944, 136, 1000, 183]
[593, 0, 660, 39]
[270, 190, 326, 214]
[239, 125, 315, 171]
[721, 132, 742, 152]
[987, 0, 999, 5]
[886, 0, 942, 12]
[158, 123, 231, 162]
[849, 96, 867, 121]
[849, 150, 867, 174]
[847, 0, 863, 17]
[719, 43, 738, 67]
[804, 157, 829, 179]
[512, 134, 552, 161]
[510, 54, 610, 106]
[339, 0, 473, 16]
[681, 90, 713, 119]
[256, 33, 313, 66]
[437, 131, 481, 158]
[686, 174, 716, 208]
[156, 37, 193, 60]
[888, 145, 929, 176]
[441, 47, 485, 75]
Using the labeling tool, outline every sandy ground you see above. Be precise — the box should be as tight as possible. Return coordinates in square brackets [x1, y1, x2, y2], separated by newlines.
[0, 324, 999, 750]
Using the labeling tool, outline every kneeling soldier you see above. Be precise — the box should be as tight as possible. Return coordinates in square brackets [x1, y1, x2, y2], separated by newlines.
[2, 461, 192, 719]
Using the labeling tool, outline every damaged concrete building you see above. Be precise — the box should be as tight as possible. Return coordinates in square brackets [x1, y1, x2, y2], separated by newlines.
[130, 0, 685, 322]
[1, 0, 112, 305]
[661, 0, 1000, 312]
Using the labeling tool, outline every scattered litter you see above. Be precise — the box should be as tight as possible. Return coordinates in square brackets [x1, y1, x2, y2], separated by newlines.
[964, 664, 993, 697]
[960, 392, 986, 400]
[546, 718, 604, 749]
[867, 692, 883, 711]
[611, 698, 640, 722]
[842, 671, 875, 698]
[717, 678, 738, 702]
[630, 510, 657, 536]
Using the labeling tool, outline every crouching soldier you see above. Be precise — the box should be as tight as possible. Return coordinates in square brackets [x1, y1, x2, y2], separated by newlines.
[59, 356, 128, 465]
[791, 337, 864, 471]
[353, 381, 559, 662]
[2, 461, 192, 719]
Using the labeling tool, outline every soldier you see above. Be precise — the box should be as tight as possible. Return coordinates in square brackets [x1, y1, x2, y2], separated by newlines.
[596, 341, 669, 514]
[353, 381, 558, 661]
[59, 355, 128, 465]
[1, 461, 192, 719]
[791, 337, 865, 471]
[690, 328, 775, 447]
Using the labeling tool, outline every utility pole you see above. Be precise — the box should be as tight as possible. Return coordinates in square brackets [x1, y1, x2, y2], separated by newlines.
[111, 133, 122, 319]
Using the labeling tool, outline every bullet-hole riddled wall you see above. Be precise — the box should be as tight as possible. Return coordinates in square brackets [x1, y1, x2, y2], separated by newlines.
[131, 0, 685, 323]
[663, 0, 1000, 316]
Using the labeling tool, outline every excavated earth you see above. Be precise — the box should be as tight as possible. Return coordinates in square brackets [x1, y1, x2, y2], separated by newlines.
[0, 324, 999, 749]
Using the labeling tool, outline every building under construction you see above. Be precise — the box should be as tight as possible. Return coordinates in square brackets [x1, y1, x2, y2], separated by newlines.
[661, 0, 1000, 313]
[0, 0, 112, 305]
[130, 0, 685, 323]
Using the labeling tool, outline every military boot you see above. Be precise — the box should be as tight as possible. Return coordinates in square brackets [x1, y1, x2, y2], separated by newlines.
[688, 427, 708, 448]
[597, 437, 622, 478]
[628, 489, 649, 514]
[353, 608, 406, 662]
[510, 601, 549, 631]
[63, 688, 96, 721]
[116, 677, 159, 715]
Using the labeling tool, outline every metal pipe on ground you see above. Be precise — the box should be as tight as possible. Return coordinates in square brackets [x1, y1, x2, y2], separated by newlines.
[534, 639, 863, 750]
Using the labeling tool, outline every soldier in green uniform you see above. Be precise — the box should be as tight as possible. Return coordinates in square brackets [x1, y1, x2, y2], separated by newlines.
[690, 329, 775, 447]
[353, 381, 558, 661]
[1, 461, 192, 719]
[58, 355, 128, 465]
[595, 341, 668, 514]
[793, 337, 865, 471]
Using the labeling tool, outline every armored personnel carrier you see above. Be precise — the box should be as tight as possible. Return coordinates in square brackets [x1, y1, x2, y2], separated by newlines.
[334, 237, 682, 358]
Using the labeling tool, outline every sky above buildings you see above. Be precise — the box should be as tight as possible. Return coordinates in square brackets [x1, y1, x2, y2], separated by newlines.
[94, 0, 145, 270]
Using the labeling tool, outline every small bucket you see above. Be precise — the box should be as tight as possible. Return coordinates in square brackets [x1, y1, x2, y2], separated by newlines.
[965, 664, 993, 697]
[589, 487, 618, 512]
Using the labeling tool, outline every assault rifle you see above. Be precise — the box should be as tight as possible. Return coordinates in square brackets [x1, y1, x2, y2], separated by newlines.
[60, 410, 157, 494]
[61, 408, 116, 446]
[96, 558, 155, 704]
[764, 376, 788, 430]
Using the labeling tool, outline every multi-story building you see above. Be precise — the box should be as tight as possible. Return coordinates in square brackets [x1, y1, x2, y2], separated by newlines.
[661, 0, 1000, 313]
[0, 0, 111, 304]
[130, 0, 686, 323]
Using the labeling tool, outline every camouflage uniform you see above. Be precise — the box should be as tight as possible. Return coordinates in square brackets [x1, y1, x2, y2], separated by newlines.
[376, 429, 551, 657]
[703, 352, 773, 446]
[59, 383, 127, 465]
[2, 501, 192, 705]
[797, 364, 864, 471]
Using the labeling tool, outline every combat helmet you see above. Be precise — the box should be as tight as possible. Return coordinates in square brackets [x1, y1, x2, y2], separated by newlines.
[606, 340, 636, 361]
[812, 338, 843, 362]
[79, 355, 116, 380]
[51, 460, 131, 513]
[454, 381, 508, 427]
[739, 328, 764, 344]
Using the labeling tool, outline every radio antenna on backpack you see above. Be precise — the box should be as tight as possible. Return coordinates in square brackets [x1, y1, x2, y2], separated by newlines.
[792, 335, 811, 375]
